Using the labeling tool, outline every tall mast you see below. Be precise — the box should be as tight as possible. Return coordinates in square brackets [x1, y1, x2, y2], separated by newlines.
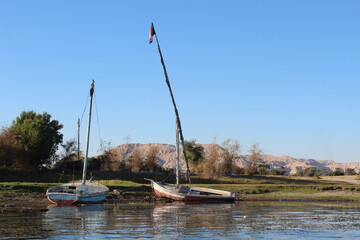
[150, 23, 191, 182]
[77, 118, 80, 162]
[175, 121, 180, 186]
[82, 80, 94, 184]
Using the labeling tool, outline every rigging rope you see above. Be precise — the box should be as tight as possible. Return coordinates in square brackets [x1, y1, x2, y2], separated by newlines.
[160, 169, 174, 183]
[80, 92, 89, 126]
[93, 93, 103, 150]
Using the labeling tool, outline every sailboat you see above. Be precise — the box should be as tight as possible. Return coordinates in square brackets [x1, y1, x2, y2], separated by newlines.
[46, 80, 109, 205]
[146, 23, 235, 202]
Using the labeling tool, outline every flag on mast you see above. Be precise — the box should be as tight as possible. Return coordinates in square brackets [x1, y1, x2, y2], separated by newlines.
[149, 23, 156, 44]
[148, 22, 191, 182]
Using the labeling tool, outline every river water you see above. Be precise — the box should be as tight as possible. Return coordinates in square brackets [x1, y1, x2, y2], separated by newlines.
[1, 202, 360, 239]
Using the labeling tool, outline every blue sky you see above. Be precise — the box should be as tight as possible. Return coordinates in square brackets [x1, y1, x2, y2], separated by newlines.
[1, 1, 359, 163]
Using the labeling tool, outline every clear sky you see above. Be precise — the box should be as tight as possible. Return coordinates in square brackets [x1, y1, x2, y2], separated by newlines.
[1, 0, 359, 163]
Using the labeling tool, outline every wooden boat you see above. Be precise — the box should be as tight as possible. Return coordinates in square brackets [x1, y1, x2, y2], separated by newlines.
[46, 181, 109, 205]
[47, 80, 109, 205]
[147, 23, 235, 202]
[148, 180, 235, 202]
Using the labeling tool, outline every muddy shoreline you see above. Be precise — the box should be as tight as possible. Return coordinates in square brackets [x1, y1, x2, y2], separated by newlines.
[0, 192, 164, 213]
[2, 175, 359, 213]
[2, 190, 359, 213]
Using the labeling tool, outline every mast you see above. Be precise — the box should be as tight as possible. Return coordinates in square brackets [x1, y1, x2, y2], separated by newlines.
[82, 80, 95, 184]
[175, 121, 180, 186]
[77, 118, 80, 162]
[150, 23, 191, 182]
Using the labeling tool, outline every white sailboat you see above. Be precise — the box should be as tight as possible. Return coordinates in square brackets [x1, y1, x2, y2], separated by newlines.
[147, 124, 235, 202]
[47, 80, 109, 205]
[147, 23, 235, 202]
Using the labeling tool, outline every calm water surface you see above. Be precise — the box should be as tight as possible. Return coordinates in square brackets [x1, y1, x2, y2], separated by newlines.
[1, 202, 360, 239]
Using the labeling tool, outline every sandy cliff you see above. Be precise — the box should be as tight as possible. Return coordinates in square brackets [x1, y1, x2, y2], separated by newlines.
[110, 143, 359, 174]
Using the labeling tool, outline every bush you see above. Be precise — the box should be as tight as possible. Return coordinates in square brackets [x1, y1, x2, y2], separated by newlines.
[88, 157, 102, 170]
[0, 127, 28, 169]
[296, 167, 322, 177]
[345, 168, 356, 175]
[269, 166, 287, 175]
[329, 169, 344, 176]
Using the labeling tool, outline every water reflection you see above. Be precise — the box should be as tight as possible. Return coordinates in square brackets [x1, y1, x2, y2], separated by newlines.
[2, 202, 360, 239]
[233, 202, 360, 234]
[42, 203, 239, 239]
[151, 203, 235, 238]
[44, 205, 107, 236]
[0, 209, 45, 238]
[149, 202, 360, 239]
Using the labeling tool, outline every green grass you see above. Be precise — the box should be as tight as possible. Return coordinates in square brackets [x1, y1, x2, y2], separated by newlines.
[0, 182, 55, 195]
[97, 179, 143, 187]
[98, 180, 152, 195]
[190, 175, 328, 185]
[0, 180, 151, 197]
[191, 183, 360, 194]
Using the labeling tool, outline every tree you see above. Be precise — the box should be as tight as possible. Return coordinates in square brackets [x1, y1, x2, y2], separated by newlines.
[203, 143, 218, 174]
[144, 145, 158, 172]
[129, 147, 142, 172]
[185, 139, 204, 173]
[0, 127, 28, 169]
[61, 139, 78, 160]
[345, 168, 356, 175]
[257, 161, 270, 175]
[220, 138, 241, 174]
[53, 139, 78, 170]
[99, 140, 121, 171]
[245, 143, 263, 175]
[269, 166, 287, 175]
[88, 156, 102, 170]
[329, 168, 344, 176]
[10, 111, 63, 169]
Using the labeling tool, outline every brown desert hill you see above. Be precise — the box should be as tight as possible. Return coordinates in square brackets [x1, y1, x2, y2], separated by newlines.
[109, 143, 359, 174]
[110, 143, 177, 169]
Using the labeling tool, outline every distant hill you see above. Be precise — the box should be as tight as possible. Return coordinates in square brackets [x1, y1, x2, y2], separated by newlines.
[110, 143, 360, 174]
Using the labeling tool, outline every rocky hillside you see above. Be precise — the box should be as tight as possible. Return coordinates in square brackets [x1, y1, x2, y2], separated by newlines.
[110, 143, 360, 174]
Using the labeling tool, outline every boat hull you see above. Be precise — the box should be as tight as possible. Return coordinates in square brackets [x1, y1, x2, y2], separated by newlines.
[148, 179, 235, 202]
[46, 181, 109, 205]
[47, 192, 79, 205]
